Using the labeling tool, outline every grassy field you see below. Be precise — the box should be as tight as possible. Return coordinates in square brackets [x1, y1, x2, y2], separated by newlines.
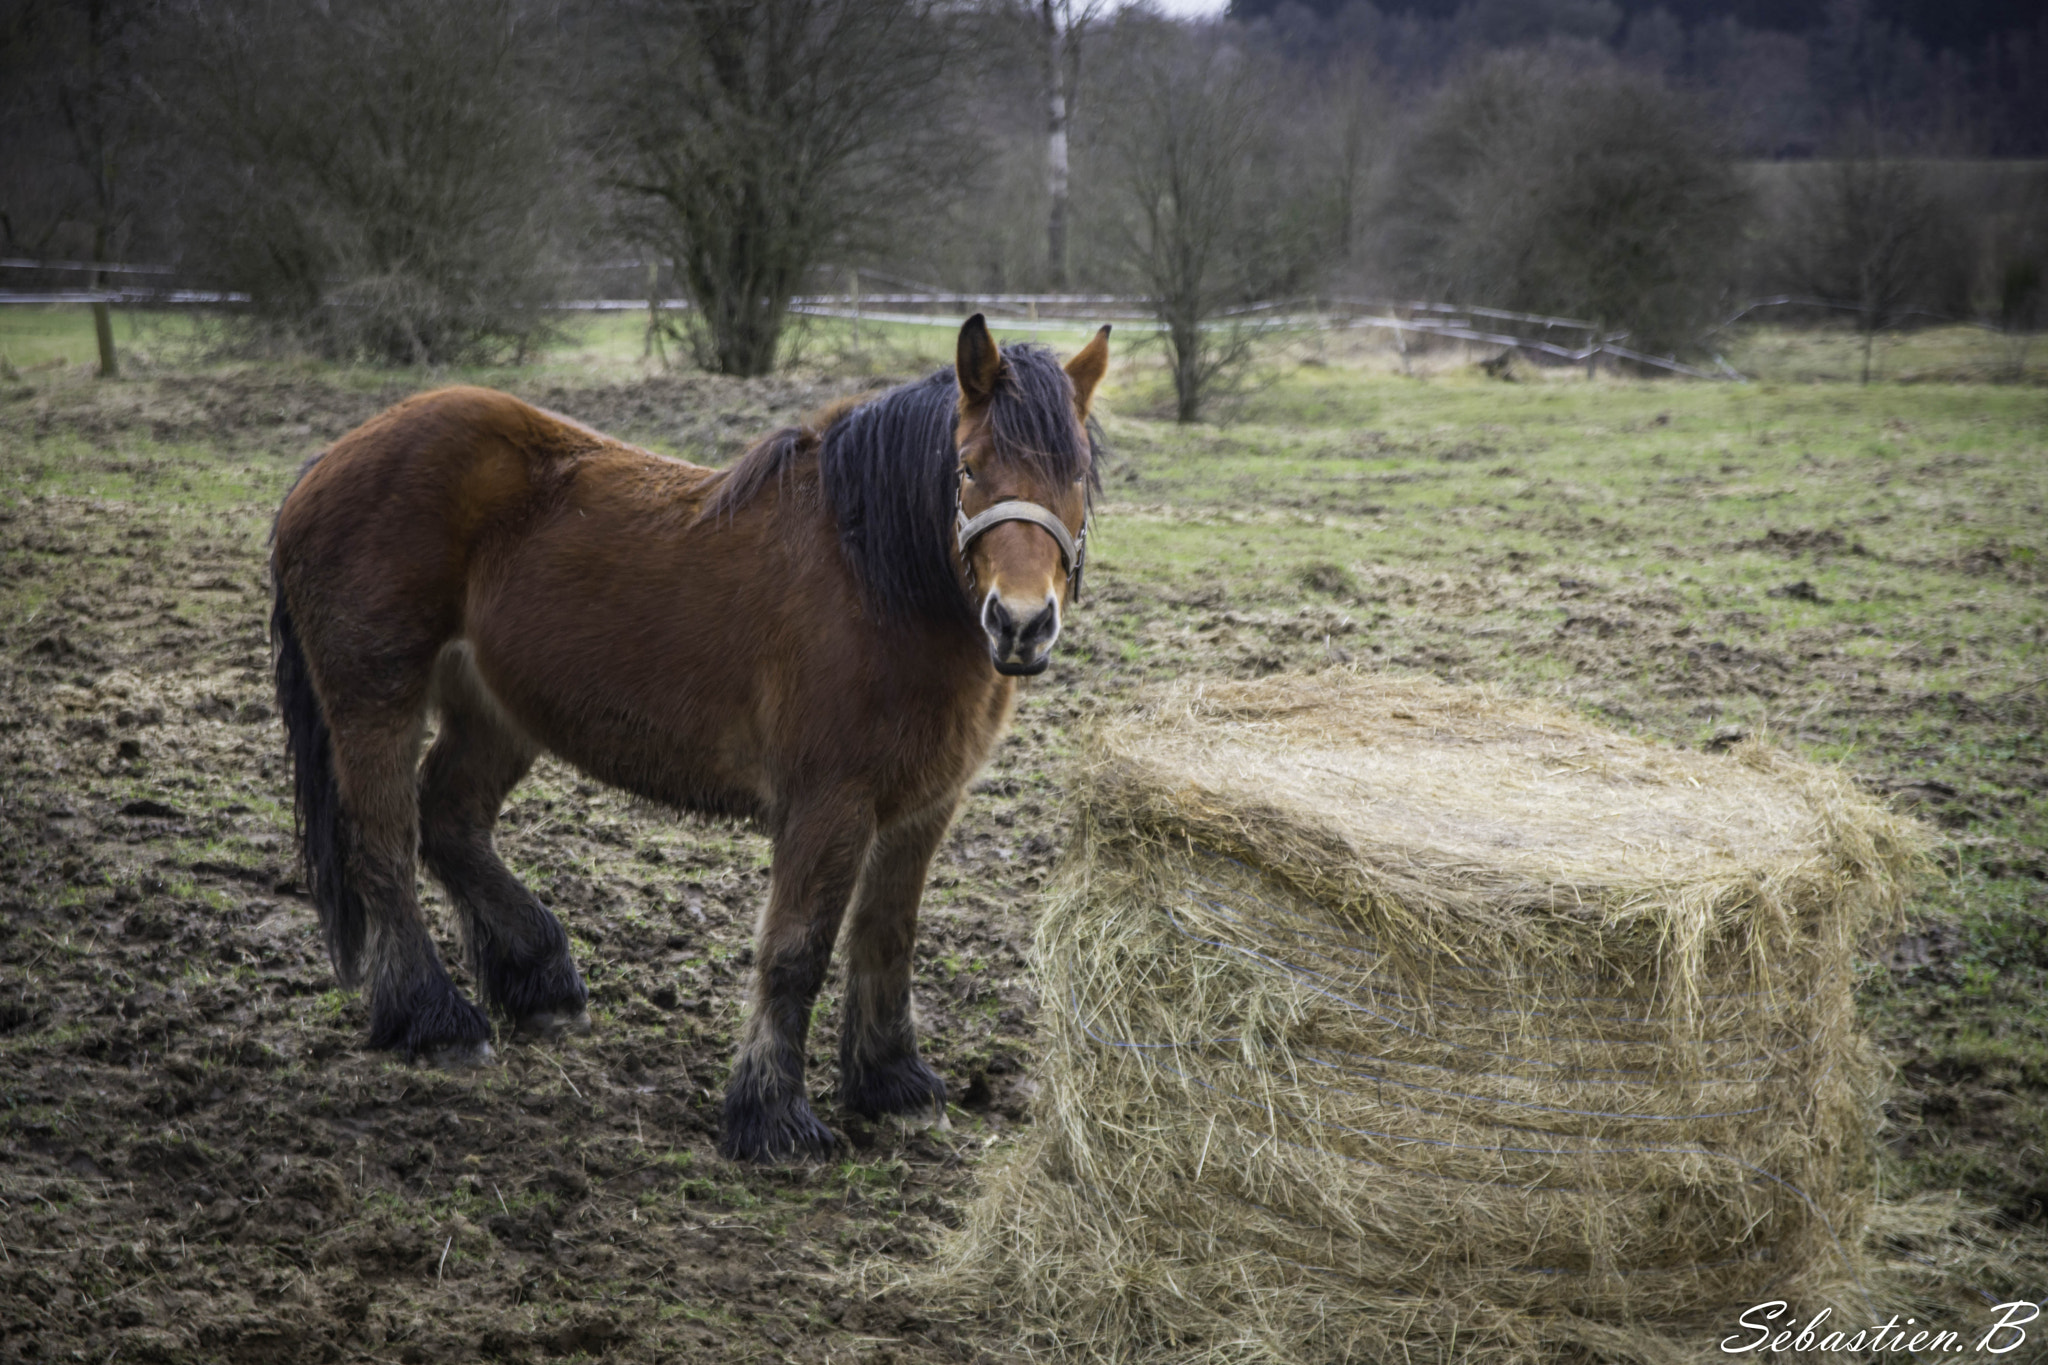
[0, 306, 2044, 1361]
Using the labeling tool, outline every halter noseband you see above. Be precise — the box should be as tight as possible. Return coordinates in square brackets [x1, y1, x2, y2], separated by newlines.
[954, 465, 1090, 602]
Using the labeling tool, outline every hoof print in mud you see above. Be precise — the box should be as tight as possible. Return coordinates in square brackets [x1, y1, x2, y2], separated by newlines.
[424, 1039, 496, 1069]
[514, 1008, 594, 1043]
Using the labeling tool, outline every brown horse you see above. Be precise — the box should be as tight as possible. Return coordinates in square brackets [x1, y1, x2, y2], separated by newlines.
[270, 315, 1108, 1161]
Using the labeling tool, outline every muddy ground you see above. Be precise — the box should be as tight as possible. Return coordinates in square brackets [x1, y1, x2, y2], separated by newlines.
[0, 363, 2044, 1363]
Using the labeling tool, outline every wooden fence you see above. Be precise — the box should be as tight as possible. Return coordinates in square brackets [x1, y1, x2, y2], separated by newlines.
[0, 256, 1862, 379]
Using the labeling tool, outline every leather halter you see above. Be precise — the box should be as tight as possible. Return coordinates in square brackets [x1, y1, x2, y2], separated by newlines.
[954, 469, 1090, 601]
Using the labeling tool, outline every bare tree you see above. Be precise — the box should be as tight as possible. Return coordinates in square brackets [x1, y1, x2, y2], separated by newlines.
[1036, 0, 1105, 290]
[1101, 26, 1335, 421]
[1383, 49, 1749, 358]
[1312, 49, 1386, 266]
[605, 0, 960, 377]
[1790, 149, 1940, 382]
[0, 0, 168, 377]
[179, 0, 574, 365]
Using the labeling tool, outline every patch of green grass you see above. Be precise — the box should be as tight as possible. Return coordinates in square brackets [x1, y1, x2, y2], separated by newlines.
[1, 434, 276, 508]
[0, 1020, 93, 1058]
[0, 306, 176, 372]
[836, 1157, 908, 1193]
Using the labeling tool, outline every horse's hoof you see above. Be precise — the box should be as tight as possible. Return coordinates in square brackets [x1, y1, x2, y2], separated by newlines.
[719, 1097, 837, 1164]
[840, 1055, 947, 1120]
[426, 1039, 496, 1070]
[516, 1009, 593, 1042]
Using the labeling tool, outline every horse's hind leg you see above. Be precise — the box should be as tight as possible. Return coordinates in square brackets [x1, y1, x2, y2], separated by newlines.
[837, 800, 952, 1119]
[419, 648, 587, 1039]
[275, 564, 491, 1063]
[330, 711, 496, 1064]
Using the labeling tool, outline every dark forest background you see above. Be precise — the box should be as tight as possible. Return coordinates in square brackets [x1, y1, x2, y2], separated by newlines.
[3, 0, 2043, 394]
[1229, 0, 2047, 156]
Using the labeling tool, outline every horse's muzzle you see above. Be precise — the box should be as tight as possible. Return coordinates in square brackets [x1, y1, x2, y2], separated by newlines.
[984, 591, 1059, 676]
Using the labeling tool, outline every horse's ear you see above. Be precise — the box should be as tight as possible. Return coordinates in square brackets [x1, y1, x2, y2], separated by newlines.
[956, 313, 1003, 408]
[1065, 324, 1111, 421]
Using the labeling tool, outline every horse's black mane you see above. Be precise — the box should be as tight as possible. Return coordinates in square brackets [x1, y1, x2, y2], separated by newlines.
[706, 344, 1099, 627]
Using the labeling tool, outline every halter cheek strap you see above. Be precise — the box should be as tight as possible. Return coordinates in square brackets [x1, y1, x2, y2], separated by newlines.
[954, 499, 1091, 601]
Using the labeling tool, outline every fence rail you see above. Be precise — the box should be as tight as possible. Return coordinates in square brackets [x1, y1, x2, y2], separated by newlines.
[0, 289, 249, 305]
[10, 259, 1975, 380]
[0, 257, 179, 276]
[779, 292, 1725, 377]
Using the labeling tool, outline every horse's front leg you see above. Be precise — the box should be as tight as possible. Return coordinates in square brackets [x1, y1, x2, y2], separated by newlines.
[720, 796, 875, 1163]
[838, 798, 955, 1119]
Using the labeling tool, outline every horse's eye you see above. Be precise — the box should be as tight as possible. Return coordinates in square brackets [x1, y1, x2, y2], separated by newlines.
[959, 464, 975, 483]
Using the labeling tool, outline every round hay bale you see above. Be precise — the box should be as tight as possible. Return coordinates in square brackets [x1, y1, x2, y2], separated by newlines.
[930, 673, 1936, 1365]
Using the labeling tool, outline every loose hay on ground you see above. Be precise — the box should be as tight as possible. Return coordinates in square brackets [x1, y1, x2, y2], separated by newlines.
[916, 672, 2033, 1364]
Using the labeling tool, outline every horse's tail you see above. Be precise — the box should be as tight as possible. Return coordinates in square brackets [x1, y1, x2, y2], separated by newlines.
[271, 580, 368, 987]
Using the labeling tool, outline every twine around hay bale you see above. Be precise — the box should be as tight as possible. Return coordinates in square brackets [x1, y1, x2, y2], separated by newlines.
[915, 672, 1986, 1365]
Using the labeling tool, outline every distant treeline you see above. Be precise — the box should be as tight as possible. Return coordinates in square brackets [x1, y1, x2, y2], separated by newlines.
[1239, 0, 2040, 54]
[3, 0, 2042, 410]
[1229, 0, 2048, 156]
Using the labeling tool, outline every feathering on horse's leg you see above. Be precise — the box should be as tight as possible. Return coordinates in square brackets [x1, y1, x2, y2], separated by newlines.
[333, 714, 495, 1065]
[838, 799, 953, 1120]
[721, 797, 876, 1162]
[419, 647, 587, 1041]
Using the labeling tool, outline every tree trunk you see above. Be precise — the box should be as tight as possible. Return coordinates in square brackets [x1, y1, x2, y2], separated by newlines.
[1858, 257, 1876, 385]
[90, 227, 116, 379]
[1043, 0, 1069, 291]
[91, 299, 117, 379]
[1170, 315, 1202, 422]
[721, 292, 785, 377]
[679, 244, 789, 377]
[645, 260, 666, 363]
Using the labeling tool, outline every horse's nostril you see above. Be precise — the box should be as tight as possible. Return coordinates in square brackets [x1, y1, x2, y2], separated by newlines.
[983, 594, 1059, 665]
[983, 594, 1015, 637]
[1021, 599, 1059, 647]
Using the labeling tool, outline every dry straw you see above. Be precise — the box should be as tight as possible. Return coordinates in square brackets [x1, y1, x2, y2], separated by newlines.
[917, 672, 2040, 1364]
